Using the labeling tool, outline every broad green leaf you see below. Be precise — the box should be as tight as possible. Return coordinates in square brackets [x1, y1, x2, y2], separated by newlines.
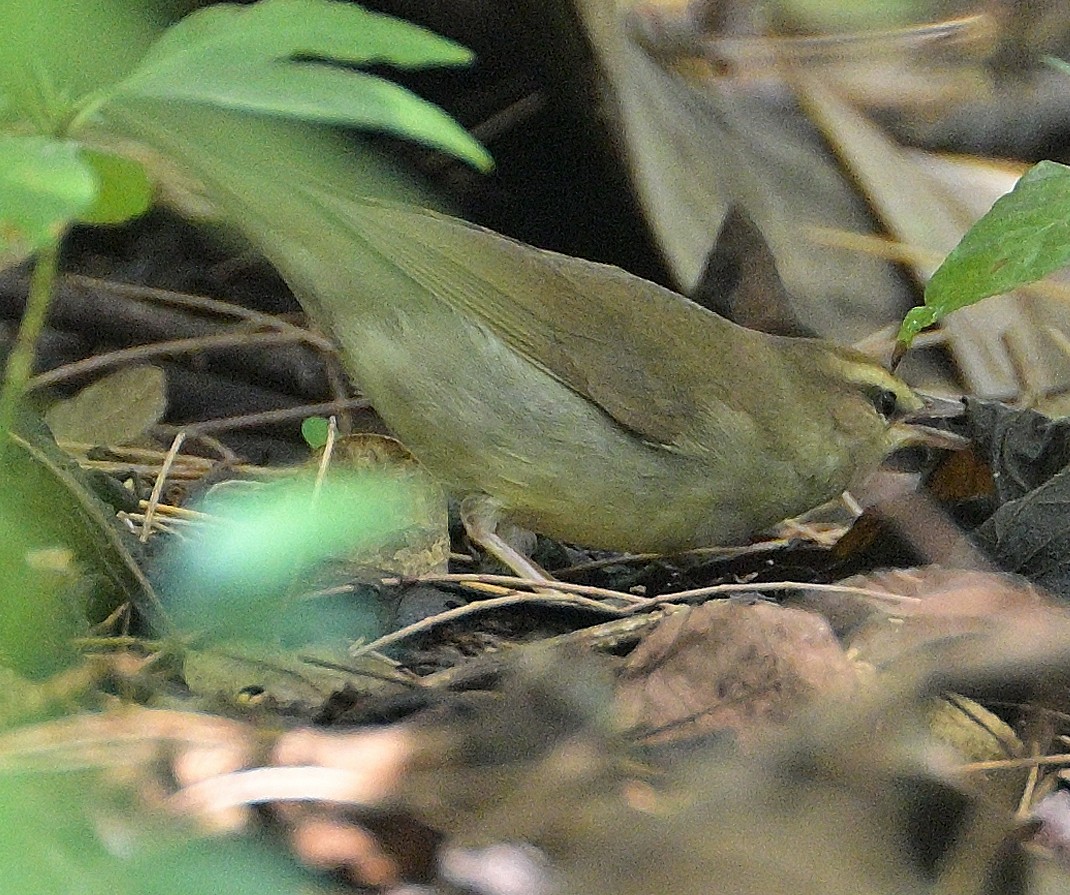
[120, 64, 491, 171]
[0, 766, 322, 894]
[126, 832, 327, 895]
[131, 0, 473, 74]
[0, 530, 84, 677]
[2, 409, 157, 629]
[45, 364, 166, 445]
[0, 136, 95, 259]
[0, 770, 120, 892]
[76, 147, 153, 225]
[112, 0, 491, 170]
[102, 98, 448, 220]
[899, 161, 1070, 344]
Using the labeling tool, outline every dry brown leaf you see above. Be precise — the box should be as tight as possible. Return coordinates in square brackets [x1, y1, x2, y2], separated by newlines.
[572, 0, 915, 341]
[309, 433, 450, 577]
[798, 78, 1070, 400]
[838, 567, 1051, 671]
[615, 599, 858, 747]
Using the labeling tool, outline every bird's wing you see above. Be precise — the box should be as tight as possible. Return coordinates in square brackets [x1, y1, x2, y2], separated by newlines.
[331, 198, 763, 446]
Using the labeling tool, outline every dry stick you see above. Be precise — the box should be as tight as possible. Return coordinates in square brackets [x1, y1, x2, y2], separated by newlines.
[1016, 742, 1042, 820]
[354, 574, 923, 658]
[381, 572, 650, 605]
[959, 753, 1070, 774]
[136, 502, 212, 521]
[389, 572, 924, 608]
[350, 592, 636, 659]
[64, 274, 335, 350]
[557, 537, 799, 575]
[625, 579, 924, 609]
[312, 416, 338, 499]
[27, 328, 314, 391]
[85, 459, 289, 480]
[153, 397, 371, 438]
[140, 431, 186, 544]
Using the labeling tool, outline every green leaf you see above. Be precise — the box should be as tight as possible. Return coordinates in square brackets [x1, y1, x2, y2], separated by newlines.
[0, 0, 166, 130]
[898, 160, 1070, 344]
[127, 832, 327, 895]
[0, 531, 84, 678]
[112, 0, 492, 171]
[133, 0, 473, 73]
[301, 416, 329, 449]
[76, 147, 153, 225]
[0, 135, 95, 260]
[0, 770, 117, 891]
[0, 766, 323, 894]
[123, 64, 491, 171]
[159, 472, 416, 641]
[2, 409, 157, 629]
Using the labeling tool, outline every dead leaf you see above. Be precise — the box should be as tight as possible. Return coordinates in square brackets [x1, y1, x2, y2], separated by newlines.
[615, 600, 857, 747]
[954, 401, 1070, 599]
[182, 642, 409, 715]
[572, 0, 915, 341]
[838, 567, 1049, 671]
[45, 364, 167, 446]
[308, 434, 449, 577]
[805, 79, 1070, 400]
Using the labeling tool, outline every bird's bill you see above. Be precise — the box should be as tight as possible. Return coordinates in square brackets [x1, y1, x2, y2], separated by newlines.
[908, 391, 967, 422]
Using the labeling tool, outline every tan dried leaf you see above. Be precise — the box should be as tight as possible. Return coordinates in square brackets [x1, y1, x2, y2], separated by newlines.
[615, 600, 858, 747]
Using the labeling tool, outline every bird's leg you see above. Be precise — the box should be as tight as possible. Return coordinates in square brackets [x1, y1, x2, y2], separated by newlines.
[460, 494, 554, 582]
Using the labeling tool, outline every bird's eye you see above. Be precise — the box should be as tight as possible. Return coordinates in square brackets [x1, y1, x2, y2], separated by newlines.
[873, 389, 898, 418]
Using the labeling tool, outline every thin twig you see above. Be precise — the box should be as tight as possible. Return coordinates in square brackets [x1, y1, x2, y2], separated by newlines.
[153, 397, 371, 437]
[349, 591, 635, 659]
[27, 328, 314, 391]
[141, 431, 186, 543]
[64, 273, 335, 350]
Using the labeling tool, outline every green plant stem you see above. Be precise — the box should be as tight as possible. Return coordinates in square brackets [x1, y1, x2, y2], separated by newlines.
[0, 240, 60, 436]
[63, 88, 111, 135]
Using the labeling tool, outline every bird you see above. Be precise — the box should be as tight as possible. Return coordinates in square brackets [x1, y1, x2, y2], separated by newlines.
[289, 198, 934, 574]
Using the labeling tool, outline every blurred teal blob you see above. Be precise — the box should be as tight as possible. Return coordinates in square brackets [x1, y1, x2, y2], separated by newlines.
[158, 472, 416, 644]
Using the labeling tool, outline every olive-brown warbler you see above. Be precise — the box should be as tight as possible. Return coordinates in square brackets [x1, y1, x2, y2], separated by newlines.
[296, 200, 930, 571]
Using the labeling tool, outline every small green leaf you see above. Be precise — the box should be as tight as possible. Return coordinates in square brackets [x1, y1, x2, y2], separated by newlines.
[76, 146, 153, 225]
[0, 135, 96, 260]
[301, 416, 329, 449]
[898, 305, 939, 344]
[898, 160, 1070, 345]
